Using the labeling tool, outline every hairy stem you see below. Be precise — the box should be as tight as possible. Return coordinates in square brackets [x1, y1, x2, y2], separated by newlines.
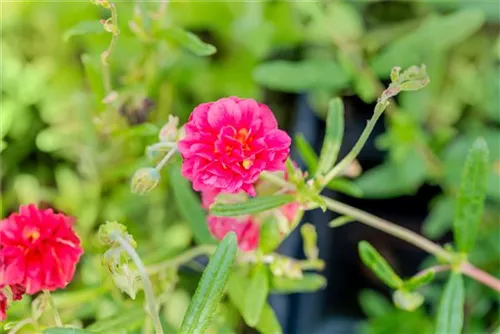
[414, 265, 451, 279]
[43, 290, 62, 327]
[112, 233, 164, 334]
[101, 3, 119, 94]
[460, 262, 500, 291]
[321, 100, 389, 187]
[155, 147, 178, 171]
[146, 245, 216, 274]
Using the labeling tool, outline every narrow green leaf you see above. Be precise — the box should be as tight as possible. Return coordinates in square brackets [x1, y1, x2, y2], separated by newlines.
[317, 98, 344, 176]
[453, 138, 489, 252]
[358, 289, 392, 317]
[253, 60, 350, 93]
[210, 194, 295, 217]
[326, 178, 363, 198]
[358, 241, 403, 289]
[161, 28, 216, 56]
[63, 20, 104, 42]
[168, 163, 214, 244]
[259, 216, 282, 254]
[403, 270, 435, 291]
[435, 273, 464, 334]
[227, 272, 283, 334]
[86, 307, 145, 333]
[270, 273, 326, 294]
[294, 133, 318, 173]
[329, 216, 355, 228]
[81, 54, 105, 104]
[243, 265, 269, 326]
[179, 232, 238, 334]
[43, 328, 89, 334]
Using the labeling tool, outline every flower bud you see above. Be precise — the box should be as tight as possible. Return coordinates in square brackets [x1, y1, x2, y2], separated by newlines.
[390, 66, 401, 83]
[98, 221, 137, 248]
[392, 290, 424, 311]
[159, 115, 179, 142]
[131, 167, 160, 195]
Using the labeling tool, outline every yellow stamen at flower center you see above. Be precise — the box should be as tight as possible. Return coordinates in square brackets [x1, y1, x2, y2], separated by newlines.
[24, 229, 40, 242]
[242, 159, 252, 169]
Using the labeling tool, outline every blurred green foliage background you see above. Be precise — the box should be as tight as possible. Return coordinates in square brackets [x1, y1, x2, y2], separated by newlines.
[1, 1, 499, 333]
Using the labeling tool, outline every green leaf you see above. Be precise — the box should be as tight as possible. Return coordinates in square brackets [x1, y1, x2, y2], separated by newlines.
[168, 163, 214, 245]
[243, 265, 269, 327]
[227, 272, 282, 334]
[253, 60, 350, 93]
[161, 28, 216, 56]
[43, 328, 89, 334]
[179, 232, 237, 334]
[210, 194, 295, 217]
[270, 273, 326, 294]
[294, 133, 318, 174]
[423, 197, 454, 239]
[326, 178, 363, 198]
[403, 271, 435, 291]
[358, 241, 403, 289]
[63, 20, 104, 42]
[86, 307, 145, 333]
[359, 289, 393, 317]
[435, 273, 464, 334]
[392, 290, 424, 312]
[329, 216, 355, 228]
[259, 216, 282, 254]
[317, 98, 344, 176]
[453, 138, 489, 252]
[81, 54, 105, 104]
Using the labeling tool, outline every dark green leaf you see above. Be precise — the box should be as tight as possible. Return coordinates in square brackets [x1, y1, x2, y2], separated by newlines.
[63, 21, 104, 42]
[161, 28, 216, 56]
[317, 98, 344, 176]
[404, 270, 435, 291]
[168, 163, 214, 244]
[253, 60, 350, 93]
[243, 265, 269, 326]
[294, 133, 318, 174]
[453, 138, 489, 252]
[227, 272, 282, 334]
[210, 194, 295, 217]
[179, 232, 237, 334]
[326, 178, 363, 198]
[358, 241, 403, 289]
[435, 273, 464, 334]
[270, 273, 326, 294]
[44, 328, 89, 334]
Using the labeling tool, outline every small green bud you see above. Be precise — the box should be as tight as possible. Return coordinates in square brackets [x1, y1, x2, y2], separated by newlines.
[92, 0, 111, 8]
[270, 256, 303, 279]
[390, 66, 401, 83]
[98, 221, 137, 248]
[392, 289, 424, 311]
[131, 167, 160, 195]
[111, 264, 140, 300]
[159, 115, 180, 142]
[301, 223, 318, 261]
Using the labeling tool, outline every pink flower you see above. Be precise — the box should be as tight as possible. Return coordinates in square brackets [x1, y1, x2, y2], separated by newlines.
[0, 284, 25, 321]
[179, 97, 291, 196]
[0, 205, 84, 295]
[208, 216, 260, 252]
[0, 290, 6, 321]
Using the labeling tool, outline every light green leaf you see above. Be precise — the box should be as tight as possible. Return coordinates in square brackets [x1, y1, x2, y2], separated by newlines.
[326, 178, 363, 198]
[210, 194, 295, 217]
[329, 216, 355, 228]
[435, 273, 464, 334]
[270, 273, 326, 294]
[259, 216, 282, 254]
[358, 241, 403, 289]
[86, 307, 145, 333]
[243, 265, 269, 327]
[168, 163, 214, 245]
[393, 290, 424, 312]
[453, 138, 489, 252]
[179, 232, 237, 334]
[227, 272, 282, 334]
[359, 289, 392, 317]
[253, 60, 350, 93]
[317, 98, 344, 176]
[423, 196, 454, 239]
[403, 270, 435, 291]
[43, 328, 89, 334]
[63, 20, 104, 42]
[294, 133, 318, 174]
[161, 28, 216, 56]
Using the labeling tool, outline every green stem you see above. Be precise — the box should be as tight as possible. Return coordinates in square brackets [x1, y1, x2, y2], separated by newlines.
[112, 233, 164, 334]
[101, 3, 119, 94]
[155, 147, 177, 172]
[146, 245, 216, 274]
[322, 196, 452, 261]
[321, 100, 389, 187]
[43, 290, 63, 327]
